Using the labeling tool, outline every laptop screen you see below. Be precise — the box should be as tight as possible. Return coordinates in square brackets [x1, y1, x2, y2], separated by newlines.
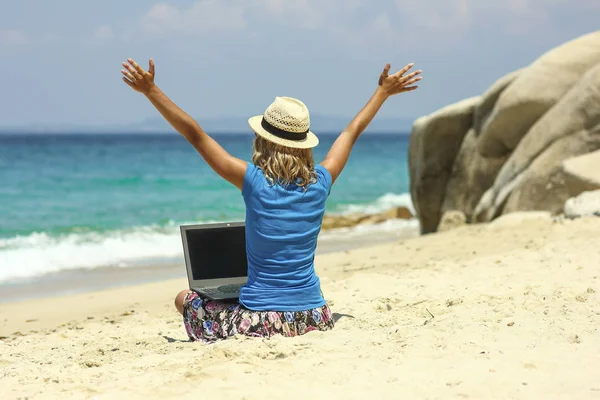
[184, 224, 248, 280]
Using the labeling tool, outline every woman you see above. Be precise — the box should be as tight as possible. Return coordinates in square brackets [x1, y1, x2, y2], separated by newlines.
[121, 58, 422, 342]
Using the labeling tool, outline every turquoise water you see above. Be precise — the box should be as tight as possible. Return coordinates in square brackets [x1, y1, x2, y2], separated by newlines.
[0, 133, 412, 283]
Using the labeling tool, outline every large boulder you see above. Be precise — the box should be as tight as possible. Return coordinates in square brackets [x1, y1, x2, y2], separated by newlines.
[408, 30, 600, 233]
[562, 149, 600, 194]
[409, 96, 480, 233]
[477, 31, 600, 158]
[472, 69, 522, 135]
[501, 128, 600, 216]
[442, 129, 508, 221]
[424, 71, 521, 224]
[474, 62, 600, 220]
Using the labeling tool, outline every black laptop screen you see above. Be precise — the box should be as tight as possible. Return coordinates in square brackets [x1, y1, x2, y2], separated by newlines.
[185, 225, 248, 280]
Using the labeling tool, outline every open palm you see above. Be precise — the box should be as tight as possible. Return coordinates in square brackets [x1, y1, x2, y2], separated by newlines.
[378, 63, 422, 96]
[121, 58, 156, 95]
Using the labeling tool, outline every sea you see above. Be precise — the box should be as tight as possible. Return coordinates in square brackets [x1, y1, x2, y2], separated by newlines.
[0, 132, 417, 300]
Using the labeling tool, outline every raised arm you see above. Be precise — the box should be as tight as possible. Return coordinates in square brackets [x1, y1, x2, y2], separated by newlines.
[321, 63, 422, 184]
[121, 58, 246, 190]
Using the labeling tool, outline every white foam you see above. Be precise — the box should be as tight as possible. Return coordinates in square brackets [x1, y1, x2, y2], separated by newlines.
[0, 223, 192, 283]
[336, 192, 415, 215]
[319, 218, 420, 240]
[0, 192, 417, 284]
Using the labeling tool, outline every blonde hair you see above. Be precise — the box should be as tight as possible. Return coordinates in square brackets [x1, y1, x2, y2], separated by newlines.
[252, 135, 317, 189]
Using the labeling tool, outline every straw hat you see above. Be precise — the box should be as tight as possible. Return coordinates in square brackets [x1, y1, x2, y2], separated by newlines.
[248, 96, 319, 149]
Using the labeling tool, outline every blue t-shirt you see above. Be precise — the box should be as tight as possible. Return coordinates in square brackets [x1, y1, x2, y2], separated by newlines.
[239, 163, 332, 311]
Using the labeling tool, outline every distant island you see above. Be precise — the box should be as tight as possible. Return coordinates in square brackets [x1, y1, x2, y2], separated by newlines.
[0, 114, 415, 134]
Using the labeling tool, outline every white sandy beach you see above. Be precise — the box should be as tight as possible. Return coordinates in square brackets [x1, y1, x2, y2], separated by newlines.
[1, 214, 599, 399]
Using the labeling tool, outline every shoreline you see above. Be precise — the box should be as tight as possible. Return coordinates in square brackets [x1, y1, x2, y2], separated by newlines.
[0, 226, 419, 337]
[0, 222, 419, 305]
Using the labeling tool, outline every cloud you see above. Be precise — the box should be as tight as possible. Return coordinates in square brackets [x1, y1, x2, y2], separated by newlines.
[94, 26, 114, 42]
[327, 13, 396, 47]
[0, 29, 28, 47]
[390, 0, 600, 41]
[255, 0, 361, 30]
[138, 1, 246, 37]
[135, 0, 599, 47]
[136, 0, 365, 38]
[251, 0, 401, 48]
[394, 0, 470, 34]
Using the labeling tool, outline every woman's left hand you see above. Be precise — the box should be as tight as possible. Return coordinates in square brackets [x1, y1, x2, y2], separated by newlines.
[121, 58, 156, 95]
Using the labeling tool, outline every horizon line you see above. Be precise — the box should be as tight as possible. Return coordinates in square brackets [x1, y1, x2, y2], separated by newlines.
[0, 129, 412, 135]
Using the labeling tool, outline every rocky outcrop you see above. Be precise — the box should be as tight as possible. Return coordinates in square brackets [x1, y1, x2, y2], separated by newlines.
[442, 129, 508, 221]
[409, 97, 480, 233]
[497, 129, 600, 216]
[408, 30, 600, 233]
[477, 31, 600, 158]
[474, 63, 600, 220]
[440, 71, 524, 222]
[472, 69, 522, 136]
[562, 150, 600, 194]
[321, 206, 413, 231]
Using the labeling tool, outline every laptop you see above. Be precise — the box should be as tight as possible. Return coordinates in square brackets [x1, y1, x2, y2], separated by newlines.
[180, 221, 248, 300]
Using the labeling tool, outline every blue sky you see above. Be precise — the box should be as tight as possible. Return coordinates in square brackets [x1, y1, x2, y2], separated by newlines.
[0, 0, 598, 128]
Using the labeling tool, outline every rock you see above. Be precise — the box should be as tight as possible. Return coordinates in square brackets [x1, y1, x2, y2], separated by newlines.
[500, 128, 600, 216]
[409, 96, 480, 234]
[358, 214, 388, 225]
[477, 31, 600, 157]
[407, 30, 600, 233]
[321, 214, 364, 230]
[437, 210, 467, 232]
[321, 206, 414, 230]
[564, 190, 600, 218]
[472, 69, 523, 135]
[441, 70, 521, 222]
[442, 129, 508, 221]
[474, 62, 600, 220]
[381, 207, 413, 220]
[562, 149, 600, 194]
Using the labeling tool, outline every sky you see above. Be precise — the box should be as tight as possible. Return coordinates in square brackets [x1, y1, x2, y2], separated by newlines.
[0, 0, 599, 129]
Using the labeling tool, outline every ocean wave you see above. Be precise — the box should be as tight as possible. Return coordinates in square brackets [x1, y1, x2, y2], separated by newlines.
[319, 218, 420, 240]
[335, 192, 415, 215]
[0, 193, 416, 283]
[0, 223, 193, 283]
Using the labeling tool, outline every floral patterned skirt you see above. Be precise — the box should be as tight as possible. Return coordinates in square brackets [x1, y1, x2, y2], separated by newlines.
[182, 291, 335, 342]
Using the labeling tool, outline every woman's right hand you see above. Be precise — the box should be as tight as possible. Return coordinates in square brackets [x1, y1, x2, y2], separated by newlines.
[121, 58, 156, 95]
[377, 62, 422, 97]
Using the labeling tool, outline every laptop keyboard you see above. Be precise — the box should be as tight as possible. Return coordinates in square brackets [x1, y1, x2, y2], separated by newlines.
[201, 284, 241, 297]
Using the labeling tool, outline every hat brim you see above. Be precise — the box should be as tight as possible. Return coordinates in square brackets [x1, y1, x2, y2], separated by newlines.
[248, 115, 319, 149]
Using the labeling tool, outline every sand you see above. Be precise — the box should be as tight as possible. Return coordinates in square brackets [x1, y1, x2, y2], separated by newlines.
[1, 214, 599, 399]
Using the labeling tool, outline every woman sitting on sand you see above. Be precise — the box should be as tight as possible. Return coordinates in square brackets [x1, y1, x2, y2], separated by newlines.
[121, 58, 421, 342]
